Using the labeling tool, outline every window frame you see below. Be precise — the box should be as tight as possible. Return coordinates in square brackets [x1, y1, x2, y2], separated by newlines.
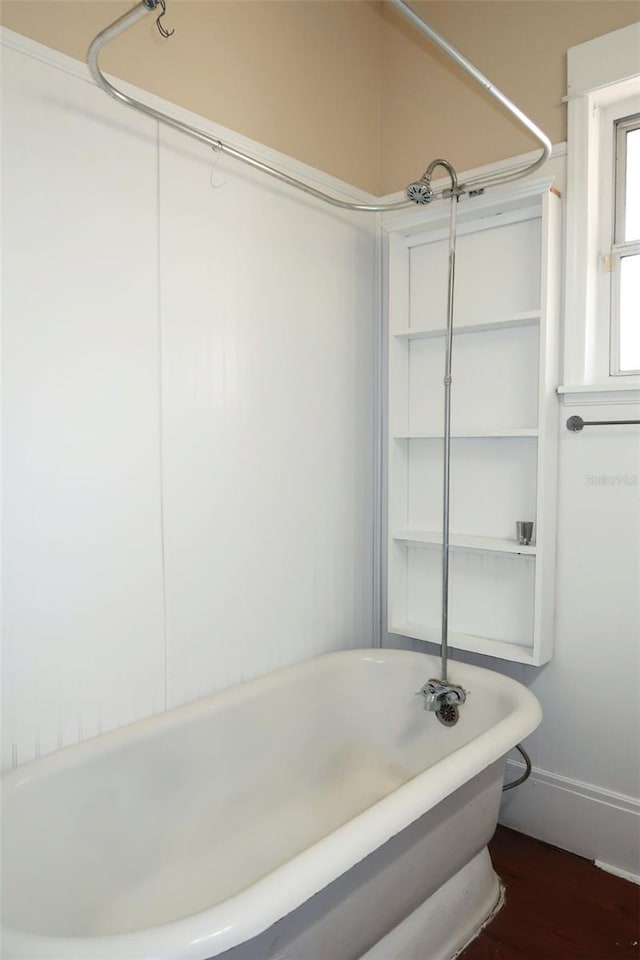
[611, 113, 640, 377]
[563, 22, 640, 390]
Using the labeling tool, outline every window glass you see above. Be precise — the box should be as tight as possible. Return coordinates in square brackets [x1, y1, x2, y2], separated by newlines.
[613, 116, 640, 374]
[618, 254, 640, 372]
[624, 127, 640, 242]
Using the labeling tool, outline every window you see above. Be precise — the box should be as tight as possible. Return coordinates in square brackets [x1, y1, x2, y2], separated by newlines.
[563, 22, 640, 389]
[612, 115, 640, 375]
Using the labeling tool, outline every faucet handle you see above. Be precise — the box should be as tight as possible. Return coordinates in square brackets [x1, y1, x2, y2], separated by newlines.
[415, 681, 438, 710]
[444, 686, 466, 706]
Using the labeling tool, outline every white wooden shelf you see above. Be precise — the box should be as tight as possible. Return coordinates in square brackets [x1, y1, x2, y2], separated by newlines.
[388, 622, 539, 665]
[392, 530, 536, 555]
[385, 178, 561, 667]
[393, 310, 540, 341]
[393, 429, 539, 439]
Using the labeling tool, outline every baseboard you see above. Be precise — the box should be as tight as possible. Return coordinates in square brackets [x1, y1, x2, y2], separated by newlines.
[595, 860, 640, 885]
[499, 760, 640, 880]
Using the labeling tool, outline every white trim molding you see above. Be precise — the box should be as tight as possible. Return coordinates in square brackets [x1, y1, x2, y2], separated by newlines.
[501, 759, 640, 882]
[595, 861, 640, 886]
[567, 22, 640, 100]
[558, 383, 640, 406]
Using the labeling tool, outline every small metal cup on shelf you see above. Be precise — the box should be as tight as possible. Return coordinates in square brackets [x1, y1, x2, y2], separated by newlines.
[516, 521, 534, 546]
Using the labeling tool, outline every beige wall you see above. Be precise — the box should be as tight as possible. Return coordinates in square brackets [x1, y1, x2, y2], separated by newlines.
[0, 0, 383, 194]
[1, 1, 639, 195]
[380, 1, 639, 194]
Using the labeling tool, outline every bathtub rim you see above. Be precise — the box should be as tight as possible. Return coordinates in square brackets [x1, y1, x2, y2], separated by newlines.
[1, 647, 542, 960]
[3, 648, 538, 787]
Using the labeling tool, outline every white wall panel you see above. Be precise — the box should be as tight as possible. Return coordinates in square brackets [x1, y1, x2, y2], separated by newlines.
[385, 402, 640, 871]
[524, 409, 640, 796]
[1, 48, 166, 768]
[158, 129, 377, 707]
[498, 406, 640, 874]
[1, 35, 377, 770]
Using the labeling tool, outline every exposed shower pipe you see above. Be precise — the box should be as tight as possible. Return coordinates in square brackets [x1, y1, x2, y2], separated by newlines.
[502, 743, 533, 791]
[437, 162, 458, 689]
[414, 161, 467, 725]
[87, 0, 552, 210]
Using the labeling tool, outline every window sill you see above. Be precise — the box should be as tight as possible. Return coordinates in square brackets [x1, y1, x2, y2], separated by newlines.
[558, 382, 640, 406]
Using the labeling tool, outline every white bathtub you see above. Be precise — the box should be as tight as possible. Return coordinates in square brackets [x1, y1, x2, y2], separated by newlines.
[1, 649, 541, 960]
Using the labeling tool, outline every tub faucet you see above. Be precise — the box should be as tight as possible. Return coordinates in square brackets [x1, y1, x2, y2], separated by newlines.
[416, 678, 466, 717]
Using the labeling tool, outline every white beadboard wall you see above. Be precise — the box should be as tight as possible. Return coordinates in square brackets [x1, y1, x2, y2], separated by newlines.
[1, 35, 378, 770]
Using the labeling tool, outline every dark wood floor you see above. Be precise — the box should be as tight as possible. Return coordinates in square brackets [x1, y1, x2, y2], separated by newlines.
[460, 826, 640, 960]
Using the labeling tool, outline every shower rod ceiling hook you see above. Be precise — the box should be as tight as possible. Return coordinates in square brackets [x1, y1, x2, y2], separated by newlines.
[145, 0, 174, 39]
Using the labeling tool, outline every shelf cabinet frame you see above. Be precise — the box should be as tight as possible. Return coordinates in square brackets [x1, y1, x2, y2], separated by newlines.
[384, 177, 562, 666]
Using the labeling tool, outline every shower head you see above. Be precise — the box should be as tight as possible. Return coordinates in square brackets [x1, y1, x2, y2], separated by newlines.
[406, 159, 460, 205]
[406, 176, 433, 205]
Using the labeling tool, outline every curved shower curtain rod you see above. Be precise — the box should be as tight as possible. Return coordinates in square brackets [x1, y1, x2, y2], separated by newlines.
[87, 0, 552, 211]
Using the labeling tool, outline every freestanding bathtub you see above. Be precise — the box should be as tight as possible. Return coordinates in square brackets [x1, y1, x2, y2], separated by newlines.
[1, 649, 541, 960]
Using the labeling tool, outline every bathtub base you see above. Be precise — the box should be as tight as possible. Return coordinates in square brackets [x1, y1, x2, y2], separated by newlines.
[359, 847, 504, 960]
[212, 762, 505, 960]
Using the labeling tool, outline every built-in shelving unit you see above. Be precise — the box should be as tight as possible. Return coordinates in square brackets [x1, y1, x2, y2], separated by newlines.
[384, 178, 562, 665]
